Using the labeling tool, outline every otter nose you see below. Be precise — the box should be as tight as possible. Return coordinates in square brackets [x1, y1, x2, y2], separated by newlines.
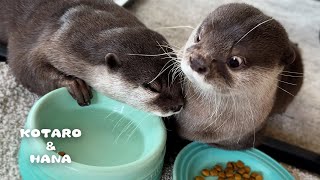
[170, 105, 183, 113]
[190, 58, 208, 74]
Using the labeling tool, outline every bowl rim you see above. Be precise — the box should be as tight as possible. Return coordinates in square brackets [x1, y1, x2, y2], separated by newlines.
[24, 87, 167, 172]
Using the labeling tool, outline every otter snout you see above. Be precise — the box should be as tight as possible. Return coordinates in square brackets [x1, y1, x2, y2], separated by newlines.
[163, 97, 184, 115]
[189, 53, 211, 75]
[153, 91, 184, 117]
[190, 58, 208, 74]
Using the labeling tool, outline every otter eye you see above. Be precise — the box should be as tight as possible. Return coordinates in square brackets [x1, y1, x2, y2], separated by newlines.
[142, 82, 161, 93]
[227, 56, 245, 69]
[195, 33, 201, 43]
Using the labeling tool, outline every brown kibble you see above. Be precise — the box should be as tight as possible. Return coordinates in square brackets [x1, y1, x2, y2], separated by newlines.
[256, 175, 263, 180]
[201, 169, 210, 176]
[226, 171, 234, 177]
[58, 151, 65, 156]
[210, 169, 218, 176]
[243, 173, 250, 178]
[193, 161, 263, 180]
[238, 168, 246, 174]
[227, 162, 233, 168]
[244, 166, 251, 173]
[236, 160, 245, 168]
[215, 165, 223, 172]
[225, 167, 234, 173]
[232, 162, 239, 170]
[251, 172, 259, 177]
[195, 176, 205, 180]
[218, 172, 226, 178]
[235, 173, 241, 180]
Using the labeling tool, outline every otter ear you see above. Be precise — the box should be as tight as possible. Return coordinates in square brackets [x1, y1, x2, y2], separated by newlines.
[281, 45, 296, 65]
[105, 53, 121, 70]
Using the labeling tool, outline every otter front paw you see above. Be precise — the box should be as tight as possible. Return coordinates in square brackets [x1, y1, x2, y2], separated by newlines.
[63, 77, 93, 106]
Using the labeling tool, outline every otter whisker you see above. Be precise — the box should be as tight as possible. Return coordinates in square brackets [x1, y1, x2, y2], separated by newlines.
[157, 44, 181, 51]
[148, 61, 175, 84]
[204, 95, 226, 131]
[279, 74, 304, 78]
[258, 73, 298, 86]
[195, 88, 205, 102]
[115, 110, 149, 144]
[278, 80, 297, 86]
[203, 94, 218, 130]
[168, 60, 182, 87]
[179, 74, 186, 94]
[277, 85, 295, 97]
[127, 52, 174, 57]
[126, 113, 151, 142]
[255, 67, 304, 78]
[155, 25, 195, 30]
[253, 68, 300, 85]
[230, 91, 237, 140]
[114, 116, 135, 144]
[156, 42, 181, 87]
[163, 57, 182, 62]
[242, 92, 255, 148]
[257, 66, 304, 75]
[257, 73, 296, 96]
[112, 109, 135, 132]
[168, 64, 176, 87]
[185, 83, 198, 99]
[236, 82, 246, 144]
[112, 114, 127, 132]
[246, 93, 256, 148]
[237, 119, 243, 144]
[171, 69, 179, 85]
[171, 64, 182, 85]
[235, 18, 273, 45]
[212, 115, 228, 133]
[104, 111, 116, 122]
[157, 41, 176, 59]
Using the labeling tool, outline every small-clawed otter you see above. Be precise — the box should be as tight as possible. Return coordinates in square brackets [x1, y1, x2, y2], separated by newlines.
[0, 0, 184, 117]
[176, 3, 303, 149]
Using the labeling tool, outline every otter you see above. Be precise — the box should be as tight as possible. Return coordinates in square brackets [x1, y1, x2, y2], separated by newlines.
[175, 3, 303, 149]
[0, 0, 184, 117]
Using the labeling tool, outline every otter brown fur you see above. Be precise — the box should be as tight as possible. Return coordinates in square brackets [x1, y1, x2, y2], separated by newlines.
[176, 3, 303, 149]
[0, 0, 184, 116]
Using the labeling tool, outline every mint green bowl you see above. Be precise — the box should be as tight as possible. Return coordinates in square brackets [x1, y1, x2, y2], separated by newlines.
[173, 142, 294, 180]
[18, 88, 166, 180]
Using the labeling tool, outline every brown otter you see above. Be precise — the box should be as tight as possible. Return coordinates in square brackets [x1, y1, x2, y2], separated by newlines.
[0, 0, 184, 117]
[176, 3, 303, 149]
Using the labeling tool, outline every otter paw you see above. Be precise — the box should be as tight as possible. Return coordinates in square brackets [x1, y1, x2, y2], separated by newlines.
[64, 78, 93, 106]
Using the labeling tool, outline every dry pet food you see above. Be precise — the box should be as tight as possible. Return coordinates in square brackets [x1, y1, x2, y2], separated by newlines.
[194, 160, 263, 180]
[58, 151, 66, 157]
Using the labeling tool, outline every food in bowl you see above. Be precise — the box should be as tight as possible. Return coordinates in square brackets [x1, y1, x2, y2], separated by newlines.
[194, 160, 263, 180]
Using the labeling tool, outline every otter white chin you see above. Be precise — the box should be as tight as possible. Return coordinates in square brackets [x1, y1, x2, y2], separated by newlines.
[0, 0, 184, 117]
[176, 3, 303, 149]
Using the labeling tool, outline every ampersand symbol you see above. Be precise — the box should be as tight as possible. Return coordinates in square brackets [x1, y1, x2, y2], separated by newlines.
[46, 141, 56, 151]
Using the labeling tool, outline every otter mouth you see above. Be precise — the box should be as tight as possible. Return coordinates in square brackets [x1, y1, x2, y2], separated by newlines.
[181, 58, 234, 96]
[152, 109, 182, 117]
[181, 56, 207, 83]
[181, 55, 224, 93]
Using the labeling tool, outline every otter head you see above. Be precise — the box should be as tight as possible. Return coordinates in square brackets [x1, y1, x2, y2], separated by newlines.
[46, 4, 184, 117]
[181, 3, 295, 95]
[178, 3, 297, 148]
[68, 27, 184, 117]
